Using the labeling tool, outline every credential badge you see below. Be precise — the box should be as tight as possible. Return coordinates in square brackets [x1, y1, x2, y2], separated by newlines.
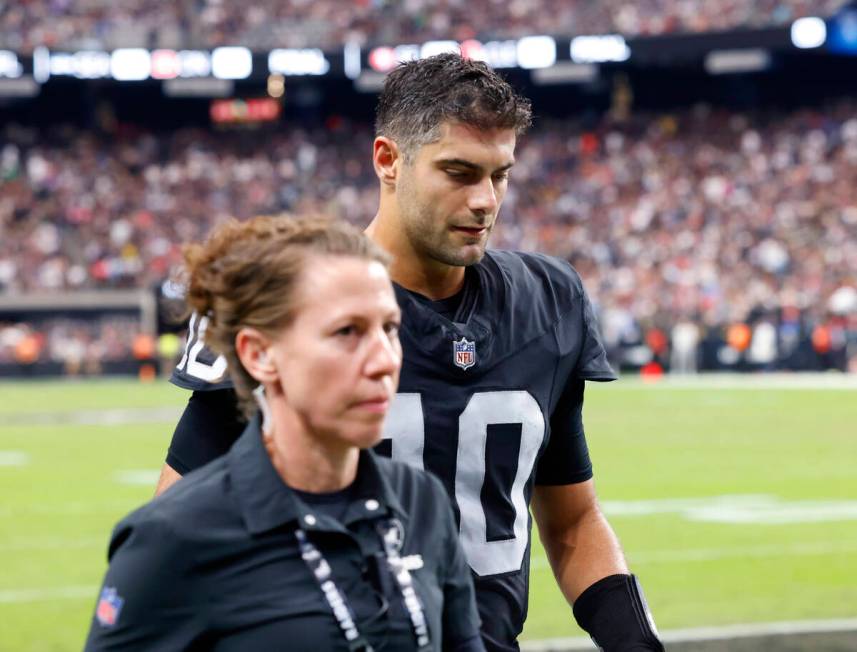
[453, 336, 476, 370]
[383, 518, 405, 554]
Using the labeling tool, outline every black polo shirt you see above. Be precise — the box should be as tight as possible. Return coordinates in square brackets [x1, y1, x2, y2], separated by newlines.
[84, 419, 484, 651]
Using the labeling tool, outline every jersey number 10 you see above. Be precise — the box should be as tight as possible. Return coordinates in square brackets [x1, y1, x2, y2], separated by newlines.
[383, 391, 545, 577]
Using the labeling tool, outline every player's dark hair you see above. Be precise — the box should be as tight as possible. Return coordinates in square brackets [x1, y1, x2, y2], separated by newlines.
[183, 214, 390, 418]
[375, 52, 532, 160]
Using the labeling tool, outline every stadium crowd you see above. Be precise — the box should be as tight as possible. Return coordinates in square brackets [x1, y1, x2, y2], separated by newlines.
[0, 0, 847, 53]
[1, 102, 855, 373]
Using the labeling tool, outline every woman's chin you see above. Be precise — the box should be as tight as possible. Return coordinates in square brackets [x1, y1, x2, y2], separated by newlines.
[342, 425, 385, 451]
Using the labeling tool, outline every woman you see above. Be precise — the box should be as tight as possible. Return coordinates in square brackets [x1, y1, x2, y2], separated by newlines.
[84, 215, 484, 651]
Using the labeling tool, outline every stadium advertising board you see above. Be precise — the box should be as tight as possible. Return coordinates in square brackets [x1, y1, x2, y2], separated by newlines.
[209, 97, 281, 124]
[0, 16, 841, 94]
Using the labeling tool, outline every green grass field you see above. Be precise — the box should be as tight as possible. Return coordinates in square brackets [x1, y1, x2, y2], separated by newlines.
[1, 378, 856, 650]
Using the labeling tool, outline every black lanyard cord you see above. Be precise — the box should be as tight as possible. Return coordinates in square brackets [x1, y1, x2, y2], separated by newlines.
[376, 520, 431, 649]
[295, 528, 373, 652]
[295, 519, 432, 651]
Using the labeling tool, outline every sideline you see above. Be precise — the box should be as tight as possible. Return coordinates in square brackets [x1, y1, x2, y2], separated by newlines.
[529, 539, 857, 568]
[603, 372, 857, 390]
[2, 406, 184, 426]
[521, 618, 857, 650]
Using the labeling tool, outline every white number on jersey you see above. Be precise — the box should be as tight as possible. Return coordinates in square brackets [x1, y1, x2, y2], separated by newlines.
[176, 313, 228, 383]
[383, 390, 546, 577]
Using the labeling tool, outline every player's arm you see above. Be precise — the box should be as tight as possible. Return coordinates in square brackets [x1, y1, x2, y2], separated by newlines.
[532, 479, 627, 602]
[154, 463, 183, 496]
[532, 483, 662, 651]
[155, 388, 246, 496]
[532, 377, 628, 598]
[156, 312, 245, 496]
[532, 379, 663, 651]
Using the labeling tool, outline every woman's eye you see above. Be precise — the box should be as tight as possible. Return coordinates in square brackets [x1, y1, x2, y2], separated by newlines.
[384, 322, 400, 337]
[335, 325, 357, 337]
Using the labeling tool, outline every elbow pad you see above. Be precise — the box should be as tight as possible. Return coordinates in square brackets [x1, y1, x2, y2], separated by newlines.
[573, 574, 664, 652]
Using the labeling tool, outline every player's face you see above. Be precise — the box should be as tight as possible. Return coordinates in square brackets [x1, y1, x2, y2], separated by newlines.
[271, 256, 402, 450]
[396, 121, 516, 267]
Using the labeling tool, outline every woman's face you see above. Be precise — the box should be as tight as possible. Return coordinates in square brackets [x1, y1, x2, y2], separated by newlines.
[270, 255, 402, 450]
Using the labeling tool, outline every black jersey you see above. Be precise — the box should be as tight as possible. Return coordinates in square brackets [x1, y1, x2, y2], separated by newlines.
[170, 250, 616, 651]
[86, 421, 484, 652]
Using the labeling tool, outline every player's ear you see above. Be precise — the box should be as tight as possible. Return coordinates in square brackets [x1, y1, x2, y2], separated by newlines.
[373, 136, 401, 188]
[235, 327, 277, 384]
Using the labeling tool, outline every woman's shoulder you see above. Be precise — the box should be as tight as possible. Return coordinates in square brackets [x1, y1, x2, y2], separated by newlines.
[109, 458, 237, 556]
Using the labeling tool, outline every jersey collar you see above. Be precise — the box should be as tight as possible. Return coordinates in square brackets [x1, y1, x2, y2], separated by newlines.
[227, 415, 407, 535]
[393, 254, 500, 373]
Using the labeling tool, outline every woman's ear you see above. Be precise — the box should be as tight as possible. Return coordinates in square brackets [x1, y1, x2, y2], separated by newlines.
[235, 328, 277, 384]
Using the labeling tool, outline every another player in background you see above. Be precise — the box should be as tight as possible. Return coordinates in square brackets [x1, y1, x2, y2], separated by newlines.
[159, 53, 663, 652]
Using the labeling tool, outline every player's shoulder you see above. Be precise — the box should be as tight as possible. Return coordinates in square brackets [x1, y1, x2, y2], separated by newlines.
[482, 249, 585, 320]
[171, 312, 234, 392]
[484, 249, 585, 295]
[170, 368, 234, 392]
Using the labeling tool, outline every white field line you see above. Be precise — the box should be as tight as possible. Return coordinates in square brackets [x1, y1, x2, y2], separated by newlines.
[0, 536, 104, 552]
[602, 372, 857, 390]
[530, 539, 857, 570]
[1, 372, 854, 427]
[2, 406, 183, 426]
[0, 501, 139, 518]
[521, 619, 857, 650]
[601, 495, 857, 525]
[2, 579, 856, 652]
[0, 537, 857, 604]
[113, 469, 162, 486]
[6, 536, 854, 563]
[0, 585, 96, 603]
[0, 451, 30, 466]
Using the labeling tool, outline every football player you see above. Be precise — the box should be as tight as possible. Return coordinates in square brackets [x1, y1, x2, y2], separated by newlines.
[158, 53, 663, 652]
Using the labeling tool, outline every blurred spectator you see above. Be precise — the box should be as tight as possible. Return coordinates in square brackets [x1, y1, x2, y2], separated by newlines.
[0, 317, 144, 374]
[157, 332, 181, 378]
[1, 99, 856, 373]
[670, 320, 700, 374]
[748, 320, 778, 370]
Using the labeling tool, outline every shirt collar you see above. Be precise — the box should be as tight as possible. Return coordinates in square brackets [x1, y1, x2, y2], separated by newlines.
[227, 415, 407, 535]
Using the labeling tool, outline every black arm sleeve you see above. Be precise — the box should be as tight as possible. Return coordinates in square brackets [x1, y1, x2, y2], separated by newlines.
[166, 389, 246, 475]
[573, 574, 664, 652]
[535, 378, 593, 485]
[576, 283, 618, 381]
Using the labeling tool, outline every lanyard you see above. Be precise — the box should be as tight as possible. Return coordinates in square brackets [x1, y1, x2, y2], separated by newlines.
[376, 520, 431, 649]
[295, 518, 432, 651]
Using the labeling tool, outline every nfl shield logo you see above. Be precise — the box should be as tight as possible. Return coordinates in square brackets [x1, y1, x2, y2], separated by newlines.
[96, 587, 124, 627]
[453, 337, 476, 370]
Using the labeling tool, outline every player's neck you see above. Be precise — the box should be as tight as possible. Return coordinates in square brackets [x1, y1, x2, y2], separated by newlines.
[366, 213, 466, 300]
[393, 258, 465, 300]
[263, 403, 359, 493]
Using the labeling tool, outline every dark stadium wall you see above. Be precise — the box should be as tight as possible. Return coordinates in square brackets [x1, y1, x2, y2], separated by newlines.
[2, 54, 857, 130]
